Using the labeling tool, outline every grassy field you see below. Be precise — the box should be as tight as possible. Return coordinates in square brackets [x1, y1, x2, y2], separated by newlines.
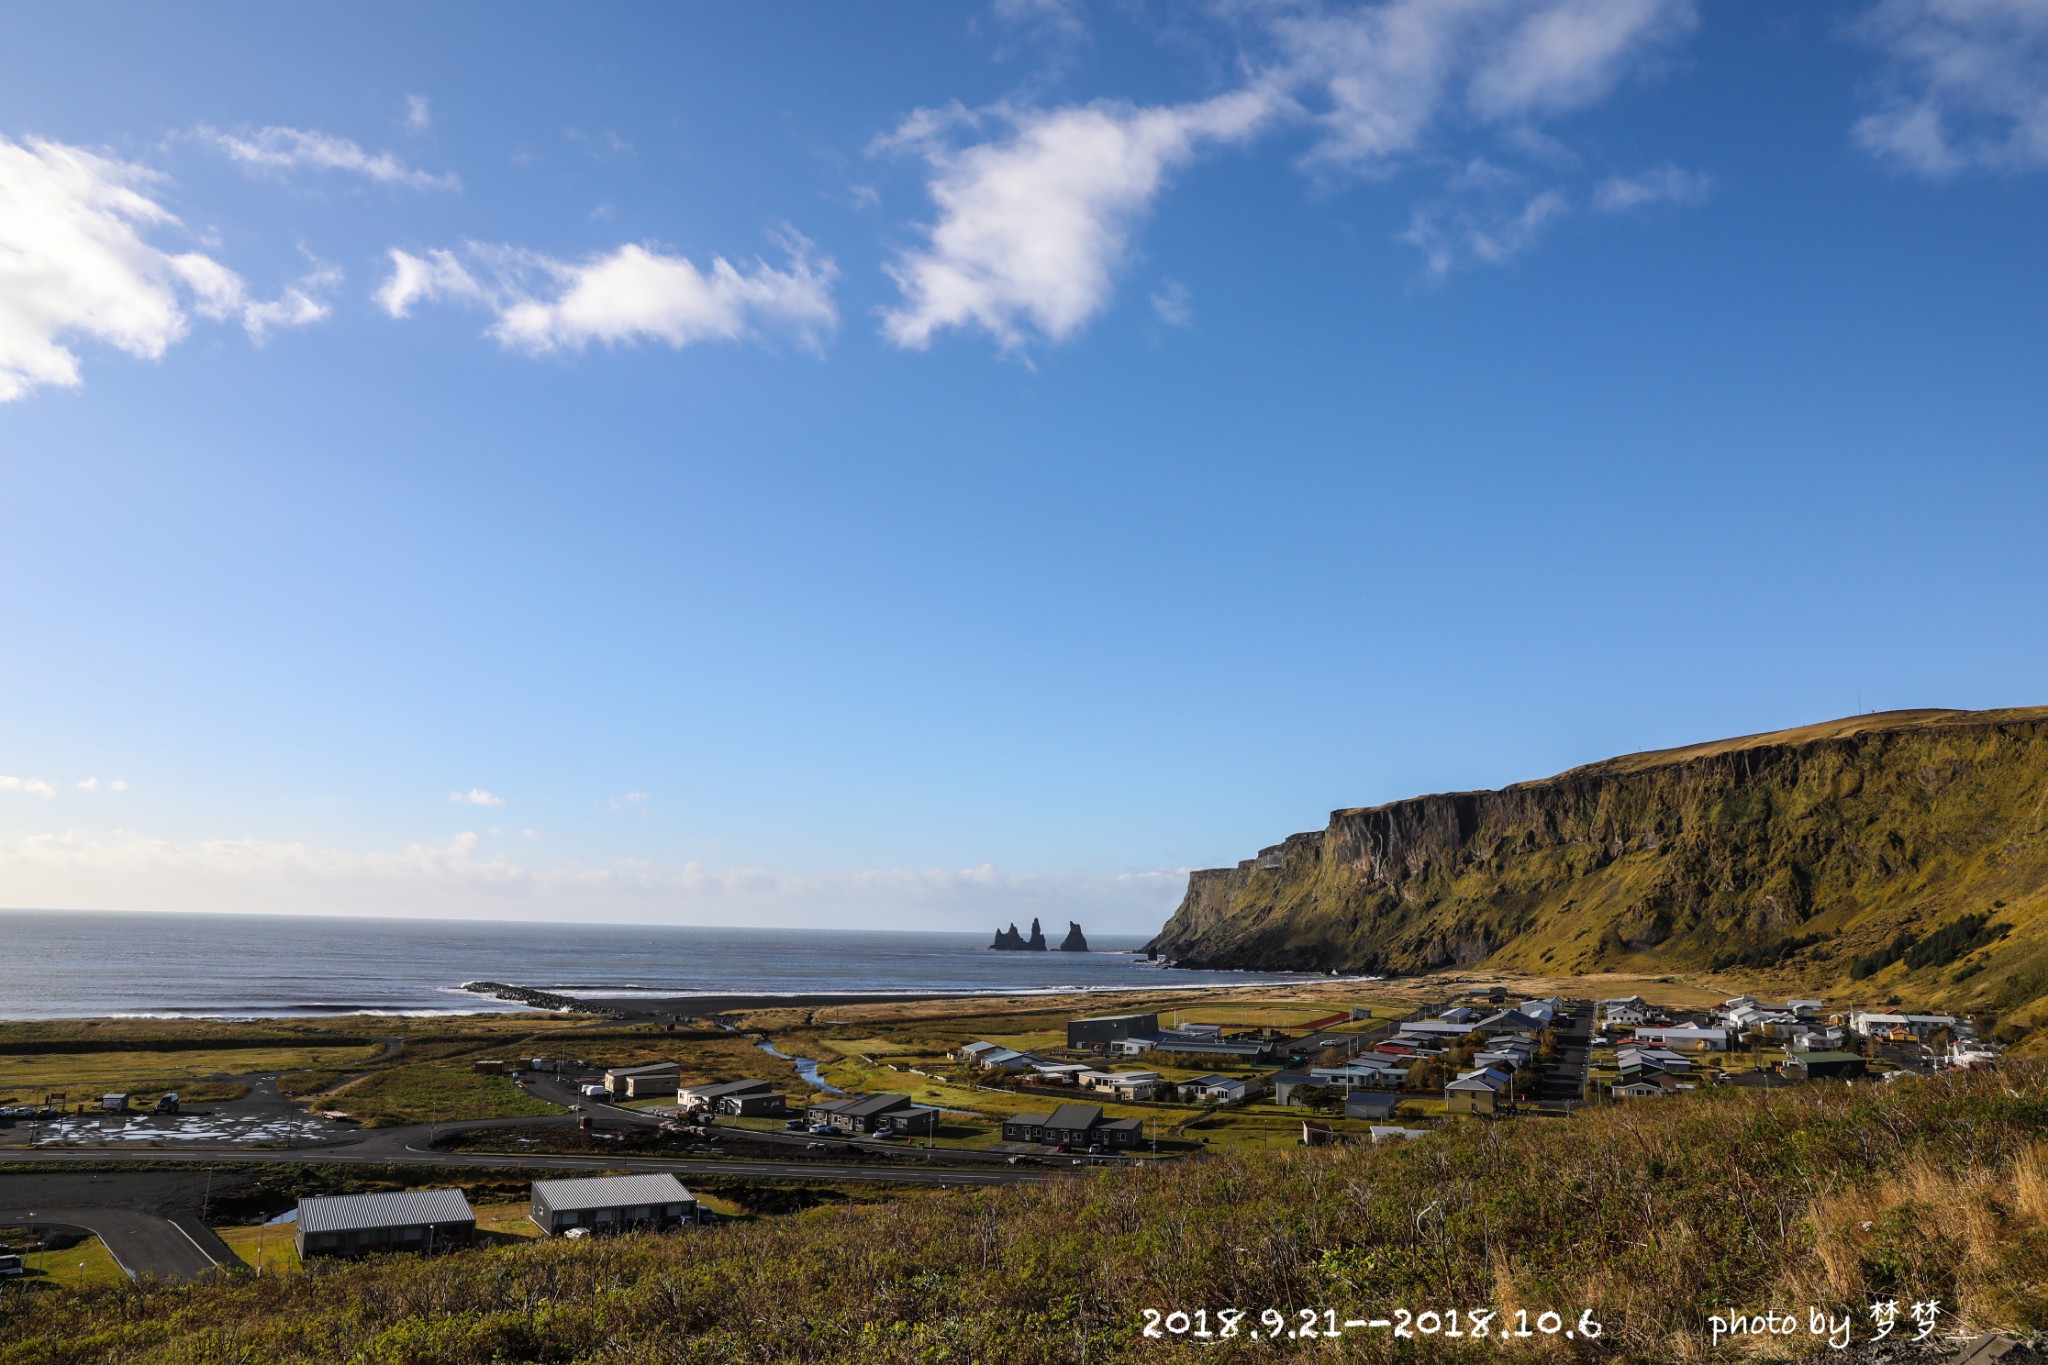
[0, 1044, 382, 1104]
[328, 1066, 561, 1128]
[0, 1228, 125, 1290]
[7, 1063, 2044, 1363]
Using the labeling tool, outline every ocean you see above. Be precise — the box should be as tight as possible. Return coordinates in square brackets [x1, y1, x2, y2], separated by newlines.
[0, 909, 1325, 1020]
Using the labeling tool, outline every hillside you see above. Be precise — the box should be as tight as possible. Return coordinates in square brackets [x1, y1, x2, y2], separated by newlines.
[7, 1067, 2046, 1362]
[1148, 707, 2048, 1040]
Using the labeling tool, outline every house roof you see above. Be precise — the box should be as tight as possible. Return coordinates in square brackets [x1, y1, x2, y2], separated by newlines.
[959, 1041, 1000, 1054]
[1446, 1074, 1502, 1092]
[681, 1079, 773, 1100]
[1044, 1103, 1105, 1130]
[836, 1093, 912, 1118]
[1189, 1073, 1240, 1087]
[532, 1174, 693, 1213]
[1007, 1112, 1052, 1127]
[1793, 1051, 1864, 1065]
[298, 1189, 474, 1235]
[1345, 1092, 1400, 1117]
[606, 1062, 681, 1078]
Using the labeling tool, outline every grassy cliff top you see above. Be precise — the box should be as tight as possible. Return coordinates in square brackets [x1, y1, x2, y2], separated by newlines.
[1553, 705, 2048, 782]
[1321, 706, 2048, 819]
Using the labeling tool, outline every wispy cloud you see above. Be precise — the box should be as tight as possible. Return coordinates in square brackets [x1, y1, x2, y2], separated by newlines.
[1854, 0, 2048, 175]
[449, 787, 505, 807]
[377, 233, 837, 356]
[609, 791, 649, 813]
[1149, 277, 1193, 326]
[877, 0, 1699, 348]
[198, 125, 459, 190]
[0, 775, 56, 799]
[1592, 162, 1713, 210]
[1274, 0, 1696, 176]
[1402, 179, 1570, 276]
[404, 95, 432, 132]
[877, 89, 1279, 351]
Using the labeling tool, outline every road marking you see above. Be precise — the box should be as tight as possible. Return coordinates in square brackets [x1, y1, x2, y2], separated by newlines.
[169, 1217, 223, 1270]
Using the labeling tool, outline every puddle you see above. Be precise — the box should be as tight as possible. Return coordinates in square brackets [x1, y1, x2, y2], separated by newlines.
[28, 1113, 353, 1146]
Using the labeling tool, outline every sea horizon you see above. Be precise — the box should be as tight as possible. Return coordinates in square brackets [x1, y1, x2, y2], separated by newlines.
[0, 907, 1333, 1021]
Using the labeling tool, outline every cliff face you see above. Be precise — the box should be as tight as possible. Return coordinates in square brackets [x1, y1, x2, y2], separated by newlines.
[1149, 708, 2048, 1035]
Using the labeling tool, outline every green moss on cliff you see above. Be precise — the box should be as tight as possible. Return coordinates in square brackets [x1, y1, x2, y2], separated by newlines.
[1150, 708, 2048, 1037]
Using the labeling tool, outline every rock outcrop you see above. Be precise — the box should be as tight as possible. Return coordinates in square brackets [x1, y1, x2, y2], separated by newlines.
[1059, 921, 1090, 952]
[991, 920, 1052, 951]
[1147, 707, 2048, 1037]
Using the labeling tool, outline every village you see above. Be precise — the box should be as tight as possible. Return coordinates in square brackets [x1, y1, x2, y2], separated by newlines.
[542, 985, 2008, 1162]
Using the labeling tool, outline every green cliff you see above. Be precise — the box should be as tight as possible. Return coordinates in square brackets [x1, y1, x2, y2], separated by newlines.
[1148, 707, 2048, 1039]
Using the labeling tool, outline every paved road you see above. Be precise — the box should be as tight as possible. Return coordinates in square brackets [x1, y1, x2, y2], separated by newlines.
[1537, 1000, 1594, 1106]
[0, 1173, 239, 1281]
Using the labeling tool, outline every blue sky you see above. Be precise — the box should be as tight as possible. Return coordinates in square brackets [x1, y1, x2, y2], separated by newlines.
[1, 1, 2045, 931]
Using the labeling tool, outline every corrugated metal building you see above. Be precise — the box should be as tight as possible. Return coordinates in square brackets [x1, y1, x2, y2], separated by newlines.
[604, 1062, 682, 1098]
[677, 1078, 787, 1116]
[530, 1173, 697, 1234]
[296, 1188, 476, 1259]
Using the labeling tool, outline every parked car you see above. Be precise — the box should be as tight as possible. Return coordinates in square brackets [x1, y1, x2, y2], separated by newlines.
[0, 1253, 22, 1278]
[783, 1117, 806, 1130]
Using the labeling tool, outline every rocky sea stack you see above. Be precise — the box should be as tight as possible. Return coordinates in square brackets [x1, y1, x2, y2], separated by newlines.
[1059, 921, 1090, 952]
[990, 917, 1051, 951]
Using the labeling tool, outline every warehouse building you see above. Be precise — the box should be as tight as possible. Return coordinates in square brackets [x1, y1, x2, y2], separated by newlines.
[1066, 1012, 1160, 1050]
[1001, 1102, 1144, 1150]
[296, 1188, 475, 1259]
[530, 1173, 697, 1235]
[806, 1092, 941, 1136]
[677, 1078, 787, 1116]
[605, 1062, 682, 1099]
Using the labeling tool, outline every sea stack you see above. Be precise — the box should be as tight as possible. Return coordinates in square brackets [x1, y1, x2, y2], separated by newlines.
[1059, 921, 1090, 952]
[1026, 917, 1048, 950]
[990, 923, 1027, 950]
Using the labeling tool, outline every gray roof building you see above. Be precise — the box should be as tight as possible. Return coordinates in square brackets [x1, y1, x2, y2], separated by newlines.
[296, 1188, 475, 1258]
[531, 1174, 696, 1234]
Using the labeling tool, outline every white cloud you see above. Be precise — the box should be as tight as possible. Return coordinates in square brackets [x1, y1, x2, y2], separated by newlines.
[1402, 179, 1570, 275]
[110, 778, 128, 792]
[0, 828, 1190, 932]
[0, 135, 266, 401]
[878, 89, 1279, 350]
[1275, 0, 1696, 176]
[521, 828, 541, 839]
[1, 775, 56, 799]
[877, 0, 1696, 346]
[609, 791, 649, 813]
[75, 778, 96, 791]
[1854, 0, 2048, 175]
[450, 787, 505, 807]
[405, 95, 432, 132]
[1150, 277, 1193, 326]
[199, 125, 459, 190]
[379, 236, 837, 355]
[1592, 162, 1713, 210]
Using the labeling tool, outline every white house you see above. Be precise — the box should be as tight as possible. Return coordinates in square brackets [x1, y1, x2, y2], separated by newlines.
[1630, 1025, 1732, 1052]
[1187, 1074, 1251, 1104]
[1080, 1070, 1161, 1101]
